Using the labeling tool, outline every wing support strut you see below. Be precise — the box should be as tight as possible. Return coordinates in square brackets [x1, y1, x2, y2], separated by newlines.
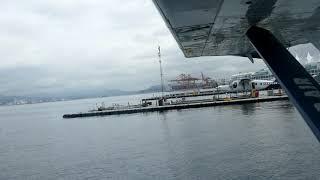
[246, 26, 320, 142]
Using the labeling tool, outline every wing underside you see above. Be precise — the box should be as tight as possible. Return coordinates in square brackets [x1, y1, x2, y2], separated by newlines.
[153, 0, 320, 58]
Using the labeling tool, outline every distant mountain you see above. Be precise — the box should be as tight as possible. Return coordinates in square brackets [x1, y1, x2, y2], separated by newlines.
[0, 95, 62, 106]
[138, 85, 170, 93]
[0, 89, 136, 106]
[54, 89, 135, 99]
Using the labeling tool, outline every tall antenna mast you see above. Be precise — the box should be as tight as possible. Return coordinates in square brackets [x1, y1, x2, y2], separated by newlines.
[158, 45, 164, 97]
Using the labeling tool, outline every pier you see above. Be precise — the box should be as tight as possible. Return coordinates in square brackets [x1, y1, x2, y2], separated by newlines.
[63, 95, 288, 119]
[142, 90, 225, 101]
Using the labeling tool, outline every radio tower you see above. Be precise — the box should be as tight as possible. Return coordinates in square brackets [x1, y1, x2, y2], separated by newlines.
[158, 46, 164, 97]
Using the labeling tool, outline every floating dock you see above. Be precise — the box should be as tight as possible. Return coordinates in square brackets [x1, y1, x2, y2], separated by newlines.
[142, 90, 222, 101]
[63, 95, 288, 119]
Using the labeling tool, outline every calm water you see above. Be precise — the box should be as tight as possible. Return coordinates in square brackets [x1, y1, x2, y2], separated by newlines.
[0, 94, 319, 179]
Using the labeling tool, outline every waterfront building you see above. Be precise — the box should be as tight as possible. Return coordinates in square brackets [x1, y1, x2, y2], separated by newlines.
[230, 72, 254, 81]
[252, 68, 274, 80]
[304, 61, 320, 76]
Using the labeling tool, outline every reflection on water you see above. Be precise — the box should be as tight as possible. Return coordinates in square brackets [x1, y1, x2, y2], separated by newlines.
[0, 96, 319, 179]
[235, 100, 296, 117]
[240, 103, 257, 115]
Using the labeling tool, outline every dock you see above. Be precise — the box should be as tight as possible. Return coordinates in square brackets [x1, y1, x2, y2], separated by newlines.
[142, 90, 225, 101]
[63, 95, 288, 119]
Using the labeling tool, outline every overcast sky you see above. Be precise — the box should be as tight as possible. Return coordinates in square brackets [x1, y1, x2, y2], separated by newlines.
[0, 0, 294, 96]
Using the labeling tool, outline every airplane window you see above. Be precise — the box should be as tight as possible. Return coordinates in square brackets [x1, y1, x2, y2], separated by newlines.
[233, 82, 237, 88]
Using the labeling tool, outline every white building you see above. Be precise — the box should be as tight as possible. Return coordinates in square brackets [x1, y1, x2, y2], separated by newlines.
[230, 72, 254, 81]
[252, 68, 274, 80]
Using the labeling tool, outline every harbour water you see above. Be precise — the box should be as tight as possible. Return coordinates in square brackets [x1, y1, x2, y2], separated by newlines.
[0, 94, 319, 179]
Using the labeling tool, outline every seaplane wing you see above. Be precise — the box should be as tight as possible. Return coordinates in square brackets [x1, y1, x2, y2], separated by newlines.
[153, 0, 320, 58]
[153, 0, 320, 142]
